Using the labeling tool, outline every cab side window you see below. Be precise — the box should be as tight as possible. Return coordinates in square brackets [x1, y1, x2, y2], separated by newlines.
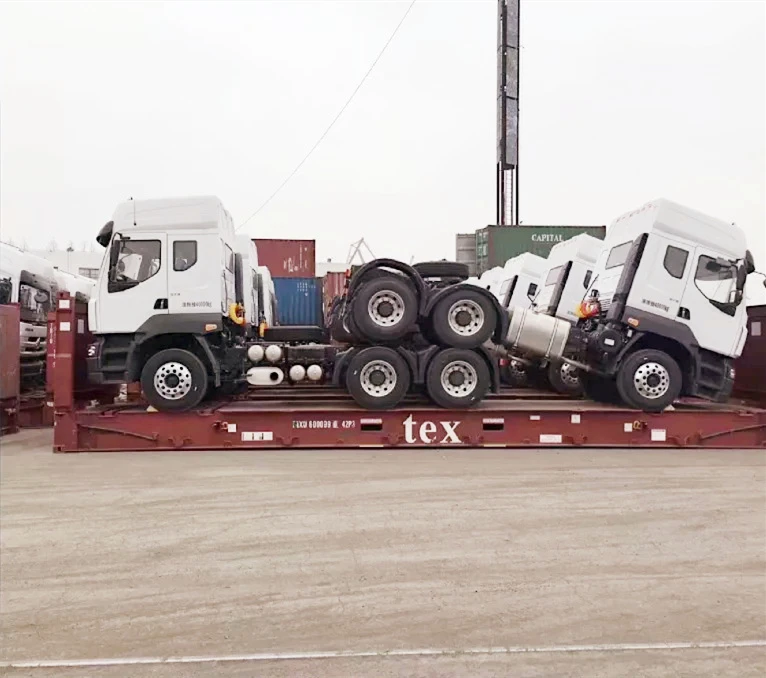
[605, 241, 632, 269]
[663, 245, 688, 279]
[173, 241, 197, 272]
[695, 255, 736, 305]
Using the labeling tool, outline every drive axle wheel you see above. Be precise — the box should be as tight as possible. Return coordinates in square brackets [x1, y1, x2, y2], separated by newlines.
[351, 276, 418, 343]
[430, 288, 496, 349]
[345, 347, 410, 410]
[140, 348, 209, 412]
[581, 373, 620, 405]
[425, 348, 490, 409]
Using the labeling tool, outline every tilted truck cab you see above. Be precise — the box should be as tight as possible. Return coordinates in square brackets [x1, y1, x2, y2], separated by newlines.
[496, 252, 548, 310]
[505, 198, 758, 411]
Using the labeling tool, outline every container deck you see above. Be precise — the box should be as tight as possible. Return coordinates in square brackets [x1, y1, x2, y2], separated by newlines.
[48, 295, 766, 452]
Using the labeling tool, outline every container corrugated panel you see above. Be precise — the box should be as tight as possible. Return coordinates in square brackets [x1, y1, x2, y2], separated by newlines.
[322, 272, 347, 320]
[475, 225, 607, 275]
[0, 304, 21, 400]
[253, 239, 316, 278]
[734, 305, 766, 404]
[456, 233, 477, 276]
[273, 277, 322, 326]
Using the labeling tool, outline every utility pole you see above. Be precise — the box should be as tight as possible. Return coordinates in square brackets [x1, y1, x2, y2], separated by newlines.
[496, 0, 520, 226]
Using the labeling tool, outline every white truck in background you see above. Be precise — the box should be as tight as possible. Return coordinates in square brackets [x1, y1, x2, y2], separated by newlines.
[495, 252, 547, 310]
[518, 233, 603, 394]
[54, 268, 96, 303]
[0, 243, 57, 389]
[505, 199, 760, 411]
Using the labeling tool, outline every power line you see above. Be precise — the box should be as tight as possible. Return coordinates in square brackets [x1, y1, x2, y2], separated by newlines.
[237, 0, 417, 231]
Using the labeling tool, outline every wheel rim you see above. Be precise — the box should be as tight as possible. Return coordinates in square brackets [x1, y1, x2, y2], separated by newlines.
[560, 362, 580, 387]
[633, 361, 670, 400]
[360, 359, 398, 398]
[447, 299, 485, 337]
[154, 361, 193, 400]
[367, 290, 406, 327]
[440, 360, 478, 398]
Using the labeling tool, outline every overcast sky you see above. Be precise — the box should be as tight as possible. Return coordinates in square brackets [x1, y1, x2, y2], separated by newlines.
[1, 0, 763, 276]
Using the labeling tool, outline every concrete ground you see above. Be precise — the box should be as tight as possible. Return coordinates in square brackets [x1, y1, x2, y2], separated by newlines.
[1, 429, 764, 677]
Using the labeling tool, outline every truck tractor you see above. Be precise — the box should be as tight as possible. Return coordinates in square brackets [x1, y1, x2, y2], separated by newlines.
[504, 199, 760, 412]
[0, 243, 57, 390]
[86, 197, 508, 413]
[516, 233, 603, 395]
[491, 252, 547, 386]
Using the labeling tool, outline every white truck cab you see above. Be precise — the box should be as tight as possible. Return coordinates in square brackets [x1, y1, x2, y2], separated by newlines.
[534, 233, 603, 323]
[505, 198, 757, 411]
[496, 252, 547, 310]
[87, 196, 243, 406]
[0, 243, 57, 388]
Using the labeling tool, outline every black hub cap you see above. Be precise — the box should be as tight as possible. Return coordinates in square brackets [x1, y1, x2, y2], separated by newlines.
[378, 302, 394, 318]
[165, 374, 180, 388]
[369, 370, 386, 387]
[646, 373, 661, 388]
[448, 371, 466, 387]
[455, 310, 471, 326]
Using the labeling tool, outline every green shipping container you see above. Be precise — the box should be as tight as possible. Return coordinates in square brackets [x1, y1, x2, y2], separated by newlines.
[475, 225, 606, 275]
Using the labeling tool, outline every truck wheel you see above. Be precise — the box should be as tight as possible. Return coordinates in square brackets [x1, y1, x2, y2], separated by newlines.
[616, 349, 682, 412]
[352, 277, 417, 342]
[140, 348, 209, 412]
[345, 347, 410, 410]
[425, 348, 490, 409]
[430, 288, 496, 349]
[501, 359, 528, 388]
[547, 360, 583, 396]
[581, 373, 620, 405]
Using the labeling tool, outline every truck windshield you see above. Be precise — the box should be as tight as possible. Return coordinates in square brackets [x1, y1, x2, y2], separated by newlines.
[18, 283, 50, 324]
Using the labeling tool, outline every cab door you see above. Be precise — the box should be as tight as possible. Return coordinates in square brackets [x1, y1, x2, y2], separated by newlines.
[167, 234, 221, 317]
[95, 233, 167, 334]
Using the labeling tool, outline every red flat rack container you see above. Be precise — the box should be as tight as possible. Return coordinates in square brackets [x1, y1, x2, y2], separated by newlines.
[47, 294, 766, 453]
[253, 239, 316, 278]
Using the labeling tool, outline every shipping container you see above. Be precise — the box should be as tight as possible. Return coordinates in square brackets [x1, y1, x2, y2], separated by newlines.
[253, 239, 316, 278]
[0, 304, 20, 401]
[455, 233, 477, 276]
[322, 271, 347, 322]
[734, 305, 766, 405]
[474, 225, 606, 275]
[273, 277, 323, 326]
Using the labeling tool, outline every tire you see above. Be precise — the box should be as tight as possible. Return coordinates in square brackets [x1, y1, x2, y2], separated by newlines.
[414, 261, 469, 280]
[546, 360, 583, 396]
[615, 349, 682, 412]
[425, 348, 490, 409]
[345, 347, 410, 410]
[351, 276, 418, 343]
[140, 348, 209, 412]
[501, 359, 528, 388]
[429, 288, 496, 349]
[581, 373, 620, 404]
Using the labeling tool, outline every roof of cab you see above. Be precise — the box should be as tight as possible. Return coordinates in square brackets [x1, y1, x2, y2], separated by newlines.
[545, 233, 603, 267]
[112, 196, 235, 239]
[606, 198, 747, 260]
[502, 252, 548, 278]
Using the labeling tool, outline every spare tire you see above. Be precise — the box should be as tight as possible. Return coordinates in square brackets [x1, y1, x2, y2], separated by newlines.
[351, 276, 418, 343]
[414, 261, 469, 280]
